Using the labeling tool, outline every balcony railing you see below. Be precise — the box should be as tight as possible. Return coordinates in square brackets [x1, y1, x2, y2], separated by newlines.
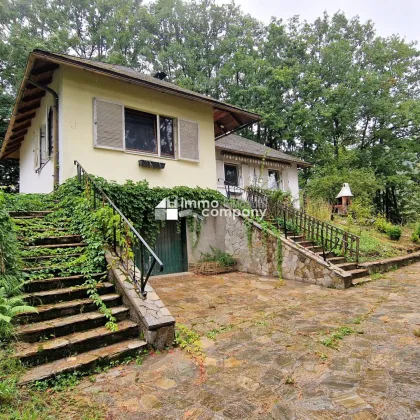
[74, 160, 163, 297]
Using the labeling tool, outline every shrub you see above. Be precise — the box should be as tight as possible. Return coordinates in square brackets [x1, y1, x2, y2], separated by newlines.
[374, 215, 391, 233]
[304, 198, 331, 222]
[412, 224, 420, 243]
[386, 225, 402, 241]
[0, 192, 37, 339]
[349, 197, 373, 222]
[199, 247, 236, 268]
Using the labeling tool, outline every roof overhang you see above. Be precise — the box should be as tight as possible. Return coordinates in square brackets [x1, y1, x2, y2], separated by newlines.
[1, 50, 261, 159]
[221, 151, 292, 169]
[0, 54, 59, 159]
[217, 147, 312, 168]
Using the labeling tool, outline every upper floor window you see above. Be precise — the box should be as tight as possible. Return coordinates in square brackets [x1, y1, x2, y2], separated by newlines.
[93, 98, 197, 161]
[125, 109, 157, 153]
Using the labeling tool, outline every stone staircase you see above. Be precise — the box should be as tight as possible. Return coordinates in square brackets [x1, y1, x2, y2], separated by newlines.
[282, 231, 369, 284]
[11, 210, 147, 385]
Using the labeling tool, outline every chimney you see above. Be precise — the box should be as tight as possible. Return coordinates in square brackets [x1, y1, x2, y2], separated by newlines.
[153, 71, 167, 81]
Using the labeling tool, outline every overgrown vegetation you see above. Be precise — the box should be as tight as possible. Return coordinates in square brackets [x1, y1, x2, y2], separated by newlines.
[199, 247, 236, 268]
[0, 191, 36, 339]
[0, 345, 105, 419]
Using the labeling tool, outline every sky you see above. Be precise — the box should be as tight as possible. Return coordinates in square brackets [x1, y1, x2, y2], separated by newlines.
[215, 0, 420, 44]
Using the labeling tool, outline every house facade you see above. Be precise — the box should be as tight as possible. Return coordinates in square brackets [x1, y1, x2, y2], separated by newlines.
[0, 50, 259, 193]
[215, 134, 311, 208]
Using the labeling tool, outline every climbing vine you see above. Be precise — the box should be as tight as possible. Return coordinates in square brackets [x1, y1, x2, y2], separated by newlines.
[277, 238, 283, 277]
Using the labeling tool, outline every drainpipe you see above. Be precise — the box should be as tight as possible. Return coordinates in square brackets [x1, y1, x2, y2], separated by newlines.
[28, 79, 60, 187]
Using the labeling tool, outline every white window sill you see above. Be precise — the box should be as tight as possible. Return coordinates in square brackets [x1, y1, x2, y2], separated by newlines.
[124, 150, 177, 161]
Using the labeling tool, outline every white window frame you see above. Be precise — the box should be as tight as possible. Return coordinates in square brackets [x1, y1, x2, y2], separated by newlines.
[93, 97, 125, 152]
[178, 118, 200, 162]
[224, 163, 239, 186]
[123, 107, 177, 160]
[34, 131, 40, 171]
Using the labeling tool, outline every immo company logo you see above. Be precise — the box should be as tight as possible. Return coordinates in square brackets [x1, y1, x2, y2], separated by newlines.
[154, 198, 179, 221]
[155, 196, 267, 221]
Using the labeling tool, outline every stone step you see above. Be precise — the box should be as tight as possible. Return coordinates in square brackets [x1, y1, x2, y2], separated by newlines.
[352, 277, 372, 286]
[23, 253, 82, 263]
[290, 235, 305, 242]
[336, 262, 358, 271]
[19, 339, 147, 385]
[25, 242, 87, 250]
[24, 282, 114, 305]
[299, 240, 316, 247]
[348, 268, 370, 280]
[24, 235, 83, 246]
[16, 306, 129, 343]
[24, 273, 105, 293]
[305, 245, 324, 253]
[10, 211, 54, 218]
[316, 251, 336, 259]
[15, 320, 139, 366]
[327, 256, 347, 264]
[20, 228, 69, 233]
[17, 294, 121, 323]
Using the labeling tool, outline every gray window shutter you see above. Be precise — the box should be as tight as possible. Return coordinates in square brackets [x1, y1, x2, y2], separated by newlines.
[178, 119, 199, 161]
[94, 98, 124, 150]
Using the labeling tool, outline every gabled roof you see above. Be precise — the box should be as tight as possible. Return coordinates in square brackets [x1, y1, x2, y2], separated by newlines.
[215, 134, 311, 168]
[1, 49, 260, 160]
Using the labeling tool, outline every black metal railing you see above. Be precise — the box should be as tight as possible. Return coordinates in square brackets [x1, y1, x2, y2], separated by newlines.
[74, 160, 163, 297]
[219, 179, 360, 263]
[246, 186, 360, 263]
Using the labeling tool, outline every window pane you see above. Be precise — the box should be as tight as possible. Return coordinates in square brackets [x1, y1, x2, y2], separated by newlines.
[160, 117, 174, 157]
[125, 109, 157, 153]
[224, 164, 238, 186]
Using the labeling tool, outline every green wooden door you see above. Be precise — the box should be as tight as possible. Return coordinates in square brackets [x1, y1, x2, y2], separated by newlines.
[151, 220, 188, 276]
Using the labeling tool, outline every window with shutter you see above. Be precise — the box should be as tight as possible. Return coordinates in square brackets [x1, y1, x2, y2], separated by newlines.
[34, 132, 40, 170]
[178, 119, 199, 162]
[94, 98, 124, 150]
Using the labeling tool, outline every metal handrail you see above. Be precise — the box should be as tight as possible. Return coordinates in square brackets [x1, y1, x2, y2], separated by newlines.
[246, 186, 360, 263]
[74, 160, 163, 297]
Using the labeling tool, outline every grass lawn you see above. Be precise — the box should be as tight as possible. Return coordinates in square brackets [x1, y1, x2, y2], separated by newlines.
[331, 216, 419, 262]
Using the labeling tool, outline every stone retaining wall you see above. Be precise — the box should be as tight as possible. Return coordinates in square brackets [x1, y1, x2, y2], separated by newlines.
[359, 251, 420, 274]
[224, 214, 352, 289]
[105, 251, 175, 350]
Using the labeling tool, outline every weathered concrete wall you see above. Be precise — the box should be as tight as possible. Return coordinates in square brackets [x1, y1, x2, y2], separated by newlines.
[224, 213, 352, 289]
[186, 211, 226, 264]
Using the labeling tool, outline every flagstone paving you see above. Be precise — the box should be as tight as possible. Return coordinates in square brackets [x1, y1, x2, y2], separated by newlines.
[76, 264, 420, 419]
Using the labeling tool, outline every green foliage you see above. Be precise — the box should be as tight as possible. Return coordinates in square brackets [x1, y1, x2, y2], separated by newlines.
[321, 326, 355, 349]
[175, 324, 202, 357]
[0, 192, 20, 274]
[374, 215, 391, 233]
[199, 246, 236, 268]
[205, 324, 233, 340]
[3, 193, 55, 212]
[306, 168, 380, 207]
[386, 225, 402, 241]
[373, 215, 401, 241]
[0, 191, 37, 339]
[411, 224, 420, 243]
[88, 177, 223, 246]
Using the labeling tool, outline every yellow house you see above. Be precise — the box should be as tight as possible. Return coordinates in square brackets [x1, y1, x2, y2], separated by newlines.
[0, 50, 260, 193]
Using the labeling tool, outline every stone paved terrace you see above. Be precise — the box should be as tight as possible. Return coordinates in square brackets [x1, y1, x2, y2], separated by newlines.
[76, 263, 420, 419]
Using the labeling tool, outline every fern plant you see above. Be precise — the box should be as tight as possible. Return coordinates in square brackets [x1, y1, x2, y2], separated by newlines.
[0, 287, 37, 337]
